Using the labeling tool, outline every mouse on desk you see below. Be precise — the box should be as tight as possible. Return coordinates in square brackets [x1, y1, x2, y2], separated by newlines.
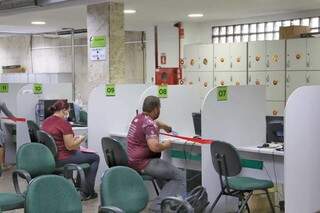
[258, 143, 270, 148]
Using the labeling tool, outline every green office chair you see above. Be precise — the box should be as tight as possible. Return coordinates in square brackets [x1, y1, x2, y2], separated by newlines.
[27, 120, 40, 143]
[36, 130, 88, 194]
[101, 137, 159, 195]
[0, 167, 25, 212]
[25, 175, 82, 213]
[100, 166, 149, 213]
[209, 141, 275, 213]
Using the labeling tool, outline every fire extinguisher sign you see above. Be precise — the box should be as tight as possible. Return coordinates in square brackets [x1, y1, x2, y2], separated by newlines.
[160, 53, 167, 65]
[105, 84, 116, 97]
[158, 85, 168, 98]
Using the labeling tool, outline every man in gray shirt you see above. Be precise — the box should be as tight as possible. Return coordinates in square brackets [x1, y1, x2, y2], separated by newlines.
[0, 102, 16, 170]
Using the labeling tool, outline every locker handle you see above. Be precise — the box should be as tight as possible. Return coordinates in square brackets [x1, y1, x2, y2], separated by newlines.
[307, 53, 310, 68]
[306, 61, 310, 68]
[249, 61, 252, 68]
[230, 75, 233, 82]
[266, 74, 270, 82]
[266, 60, 270, 68]
[214, 63, 217, 68]
[230, 62, 233, 69]
[214, 77, 216, 81]
[286, 74, 290, 83]
[287, 60, 290, 68]
[306, 72, 310, 83]
[248, 75, 251, 82]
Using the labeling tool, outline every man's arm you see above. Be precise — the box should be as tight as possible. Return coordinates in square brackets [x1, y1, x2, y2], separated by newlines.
[0, 102, 14, 118]
[156, 121, 172, 133]
[147, 138, 171, 153]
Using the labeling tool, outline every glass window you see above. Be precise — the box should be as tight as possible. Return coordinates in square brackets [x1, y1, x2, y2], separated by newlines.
[227, 36, 234, 43]
[242, 24, 249, 33]
[266, 33, 273, 40]
[227, 26, 234, 35]
[266, 22, 274, 32]
[242, 35, 249, 42]
[282, 20, 290, 27]
[250, 34, 257, 41]
[235, 36, 241, 42]
[213, 27, 219, 35]
[292, 19, 300, 26]
[258, 23, 265, 33]
[311, 28, 319, 33]
[311, 17, 319, 28]
[235, 25, 241, 34]
[301, 18, 310, 26]
[220, 36, 226, 43]
[213, 37, 219, 44]
[275, 21, 282, 31]
[250, 24, 257, 33]
[274, 32, 279, 40]
[258, 33, 265, 41]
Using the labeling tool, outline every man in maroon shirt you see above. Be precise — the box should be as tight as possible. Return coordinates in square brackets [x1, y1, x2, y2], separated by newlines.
[127, 96, 186, 212]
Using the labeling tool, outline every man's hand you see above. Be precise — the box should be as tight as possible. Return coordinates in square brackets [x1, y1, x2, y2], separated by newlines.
[157, 121, 172, 133]
[162, 140, 172, 150]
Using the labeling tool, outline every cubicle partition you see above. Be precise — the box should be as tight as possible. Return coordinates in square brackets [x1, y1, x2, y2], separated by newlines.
[16, 83, 72, 148]
[285, 86, 320, 213]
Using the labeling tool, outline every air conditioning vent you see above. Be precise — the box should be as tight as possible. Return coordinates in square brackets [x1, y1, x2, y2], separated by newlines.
[0, 0, 38, 10]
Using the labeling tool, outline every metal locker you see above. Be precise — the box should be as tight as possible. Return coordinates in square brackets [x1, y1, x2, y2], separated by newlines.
[199, 72, 214, 98]
[286, 38, 308, 71]
[230, 72, 247, 86]
[286, 71, 308, 100]
[198, 44, 214, 72]
[229, 42, 247, 72]
[214, 43, 230, 72]
[266, 101, 285, 116]
[184, 45, 199, 71]
[184, 72, 201, 86]
[248, 71, 266, 86]
[307, 38, 320, 70]
[266, 40, 285, 71]
[214, 72, 232, 87]
[266, 71, 285, 101]
[307, 71, 320, 85]
[248, 41, 266, 71]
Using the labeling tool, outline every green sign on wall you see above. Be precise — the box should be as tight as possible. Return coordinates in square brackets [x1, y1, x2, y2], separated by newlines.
[217, 86, 228, 101]
[0, 83, 9, 93]
[33, 83, 43, 94]
[105, 84, 115, 97]
[158, 85, 168, 98]
[90, 36, 106, 48]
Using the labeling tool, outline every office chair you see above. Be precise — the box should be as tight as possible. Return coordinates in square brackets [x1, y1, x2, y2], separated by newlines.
[210, 141, 275, 213]
[161, 197, 194, 213]
[27, 120, 40, 142]
[0, 167, 25, 212]
[101, 137, 159, 196]
[99, 166, 149, 213]
[36, 130, 88, 196]
[25, 175, 82, 213]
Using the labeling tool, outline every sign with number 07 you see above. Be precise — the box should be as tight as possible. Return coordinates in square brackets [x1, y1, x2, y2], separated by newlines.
[217, 86, 228, 101]
[105, 84, 115, 96]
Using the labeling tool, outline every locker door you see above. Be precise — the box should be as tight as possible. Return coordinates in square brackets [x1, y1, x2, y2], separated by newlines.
[266, 71, 285, 101]
[184, 72, 200, 86]
[307, 38, 320, 70]
[230, 72, 247, 86]
[307, 71, 320, 85]
[230, 42, 247, 72]
[287, 38, 307, 71]
[248, 41, 266, 71]
[267, 101, 285, 116]
[199, 72, 214, 98]
[214, 72, 231, 87]
[214, 43, 230, 71]
[183, 45, 198, 71]
[198, 44, 213, 72]
[286, 71, 308, 99]
[248, 71, 266, 86]
[266, 40, 285, 71]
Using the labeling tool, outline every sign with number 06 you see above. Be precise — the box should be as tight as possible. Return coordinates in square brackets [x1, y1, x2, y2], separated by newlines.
[158, 85, 168, 98]
[105, 84, 116, 96]
[217, 86, 228, 101]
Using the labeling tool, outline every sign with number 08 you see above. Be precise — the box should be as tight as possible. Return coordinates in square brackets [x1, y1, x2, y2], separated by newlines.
[0, 83, 8, 93]
[105, 84, 115, 96]
[217, 86, 228, 101]
[158, 85, 168, 98]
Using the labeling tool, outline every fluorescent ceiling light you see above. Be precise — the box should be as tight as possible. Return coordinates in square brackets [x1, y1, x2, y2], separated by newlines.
[31, 21, 46, 25]
[124, 9, 136, 14]
[188, 13, 204, 18]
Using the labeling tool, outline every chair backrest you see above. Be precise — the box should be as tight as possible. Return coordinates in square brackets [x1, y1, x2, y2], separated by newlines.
[26, 175, 82, 213]
[100, 166, 149, 213]
[210, 141, 242, 177]
[101, 137, 128, 167]
[16, 143, 56, 178]
[37, 130, 58, 159]
[27, 120, 40, 142]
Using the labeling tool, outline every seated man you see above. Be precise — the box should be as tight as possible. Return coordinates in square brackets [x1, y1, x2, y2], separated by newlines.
[127, 96, 186, 212]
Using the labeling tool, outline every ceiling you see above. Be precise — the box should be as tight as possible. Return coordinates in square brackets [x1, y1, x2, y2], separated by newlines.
[0, 0, 320, 33]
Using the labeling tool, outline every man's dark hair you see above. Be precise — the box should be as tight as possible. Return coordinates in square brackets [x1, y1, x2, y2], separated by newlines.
[143, 96, 160, 113]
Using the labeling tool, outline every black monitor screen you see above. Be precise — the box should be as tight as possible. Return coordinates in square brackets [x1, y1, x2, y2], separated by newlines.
[266, 116, 284, 143]
[68, 103, 77, 123]
[192, 112, 201, 136]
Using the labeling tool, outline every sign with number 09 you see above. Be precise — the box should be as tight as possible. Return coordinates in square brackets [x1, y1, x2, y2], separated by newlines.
[217, 86, 228, 101]
[158, 85, 168, 98]
[105, 84, 115, 96]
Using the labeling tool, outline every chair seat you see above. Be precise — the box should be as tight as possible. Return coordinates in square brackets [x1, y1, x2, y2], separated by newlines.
[227, 176, 274, 191]
[55, 163, 90, 172]
[0, 193, 24, 211]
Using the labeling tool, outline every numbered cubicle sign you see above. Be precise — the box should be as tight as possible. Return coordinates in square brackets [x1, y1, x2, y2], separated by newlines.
[105, 84, 116, 97]
[33, 83, 43, 94]
[0, 83, 9, 93]
[158, 85, 168, 98]
[217, 86, 228, 101]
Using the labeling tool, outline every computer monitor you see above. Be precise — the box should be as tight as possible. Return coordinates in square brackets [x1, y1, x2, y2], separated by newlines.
[266, 116, 284, 143]
[192, 112, 201, 136]
[68, 103, 77, 123]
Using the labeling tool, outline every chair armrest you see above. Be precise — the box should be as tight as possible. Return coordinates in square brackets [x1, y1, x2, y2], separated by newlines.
[161, 196, 194, 213]
[99, 206, 124, 213]
[63, 163, 86, 193]
[12, 169, 32, 194]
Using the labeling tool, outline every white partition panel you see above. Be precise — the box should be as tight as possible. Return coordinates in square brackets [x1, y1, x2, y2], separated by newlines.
[201, 86, 266, 211]
[88, 84, 150, 179]
[285, 86, 320, 213]
[16, 83, 72, 148]
[139, 85, 202, 136]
